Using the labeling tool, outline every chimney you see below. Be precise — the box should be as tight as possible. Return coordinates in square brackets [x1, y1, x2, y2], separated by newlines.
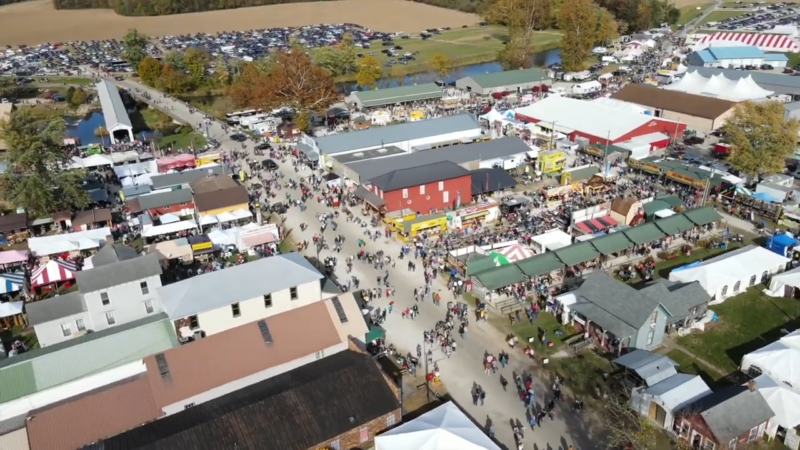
[747, 380, 757, 392]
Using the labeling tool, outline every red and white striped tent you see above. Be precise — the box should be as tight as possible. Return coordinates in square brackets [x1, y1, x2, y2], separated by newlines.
[495, 244, 535, 263]
[31, 259, 78, 287]
[697, 32, 800, 53]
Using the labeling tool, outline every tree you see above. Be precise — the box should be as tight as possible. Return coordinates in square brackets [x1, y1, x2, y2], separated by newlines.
[122, 28, 148, 68]
[335, 33, 357, 75]
[162, 50, 185, 71]
[429, 53, 452, 78]
[225, 50, 337, 115]
[356, 55, 382, 88]
[602, 392, 659, 450]
[156, 62, 191, 94]
[721, 101, 799, 176]
[138, 57, 163, 86]
[0, 109, 89, 216]
[213, 55, 232, 87]
[294, 110, 311, 132]
[184, 48, 210, 85]
[0, 76, 15, 98]
[595, 7, 620, 46]
[69, 88, 88, 107]
[497, 40, 534, 70]
[389, 65, 407, 85]
[558, 0, 599, 72]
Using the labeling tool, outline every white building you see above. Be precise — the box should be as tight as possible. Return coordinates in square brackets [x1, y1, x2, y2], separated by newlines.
[157, 252, 325, 339]
[686, 45, 788, 69]
[26, 245, 164, 347]
[96, 80, 133, 144]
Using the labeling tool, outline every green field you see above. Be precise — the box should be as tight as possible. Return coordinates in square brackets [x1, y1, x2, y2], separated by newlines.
[700, 10, 746, 25]
[331, 26, 562, 79]
[677, 3, 715, 27]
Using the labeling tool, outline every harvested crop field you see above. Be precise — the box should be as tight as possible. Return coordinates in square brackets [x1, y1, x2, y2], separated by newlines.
[0, 0, 480, 45]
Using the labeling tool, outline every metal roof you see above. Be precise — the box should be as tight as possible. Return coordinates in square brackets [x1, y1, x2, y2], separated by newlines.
[707, 45, 765, 60]
[75, 254, 163, 293]
[345, 137, 531, 180]
[137, 189, 193, 210]
[150, 165, 225, 190]
[96, 80, 132, 132]
[613, 349, 679, 386]
[464, 68, 549, 89]
[370, 160, 470, 191]
[26, 292, 87, 326]
[0, 314, 177, 403]
[353, 83, 443, 108]
[158, 252, 323, 318]
[310, 114, 481, 155]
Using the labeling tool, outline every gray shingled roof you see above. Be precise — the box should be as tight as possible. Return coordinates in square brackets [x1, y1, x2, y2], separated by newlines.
[642, 280, 710, 323]
[345, 137, 531, 181]
[369, 161, 470, 192]
[91, 244, 139, 267]
[689, 385, 774, 443]
[75, 254, 162, 293]
[310, 114, 480, 155]
[150, 166, 225, 190]
[158, 252, 322, 318]
[137, 190, 193, 210]
[25, 292, 87, 326]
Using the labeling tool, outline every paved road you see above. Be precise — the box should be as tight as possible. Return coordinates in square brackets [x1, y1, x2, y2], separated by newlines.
[118, 79, 593, 450]
[678, 0, 726, 37]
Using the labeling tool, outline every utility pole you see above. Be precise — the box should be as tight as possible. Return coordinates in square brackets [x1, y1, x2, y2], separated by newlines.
[423, 338, 431, 403]
[603, 130, 611, 177]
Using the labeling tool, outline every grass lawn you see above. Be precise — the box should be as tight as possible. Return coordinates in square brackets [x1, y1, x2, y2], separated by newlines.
[548, 351, 614, 397]
[665, 349, 730, 388]
[489, 310, 573, 355]
[676, 287, 800, 373]
[134, 106, 207, 150]
[699, 10, 746, 25]
[654, 244, 744, 280]
[677, 3, 715, 27]
[331, 26, 562, 80]
[783, 52, 800, 67]
[34, 76, 93, 85]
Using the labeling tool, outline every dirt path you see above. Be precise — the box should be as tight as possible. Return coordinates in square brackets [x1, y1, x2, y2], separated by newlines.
[0, 0, 480, 45]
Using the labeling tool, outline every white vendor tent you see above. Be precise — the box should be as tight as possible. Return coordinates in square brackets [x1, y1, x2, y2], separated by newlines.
[764, 266, 800, 297]
[665, 72, 774, 102]
[375, 402, 501, 450]
[28, 228, 111, 256]
[142, 220, 197, 238]
[114, 160, 158, 178]
[0, 301, 23, 319]
[530, 229, 573, 254]
[752, 373, 800, 441]
[741, 341, 800, 387]
[668, 245, 790, 303]
[80, 154, 113, 168]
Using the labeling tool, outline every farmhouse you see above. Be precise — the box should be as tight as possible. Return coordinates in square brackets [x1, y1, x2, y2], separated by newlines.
[456, 68, 550, 96]
[347, 83, 443, 109]
[298, 114, 483, 163]
[514, 96, 687, 145]
[610, 84, 736, 133]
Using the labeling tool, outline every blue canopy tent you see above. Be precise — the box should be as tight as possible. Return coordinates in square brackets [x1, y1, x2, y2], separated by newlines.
[767, 233, 799, 257]
[752, 192, 782, 203]
[0, 272, 24, 294]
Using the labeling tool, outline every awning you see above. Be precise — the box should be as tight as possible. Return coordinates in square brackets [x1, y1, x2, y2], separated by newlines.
[554, 242, 600, 266]
[231, 209, 252, 220]
[654, 214, 695, 235]
[159, 213, 180, 224]
[516, 252, 563, 277]
[365, 325, 385, 342]
[0, 301, 23, 319]
[217, 212, 238, 223]
[463, 211, 490, 220]
[623, 223, 666, 245]
[354, 185, 386, 208]
[31, 259, 78, 287]
[199, 215, 219, 226]
[0, 272, 24, 294]
[682, 207, 722, 226]
[590, 233, 634, 256]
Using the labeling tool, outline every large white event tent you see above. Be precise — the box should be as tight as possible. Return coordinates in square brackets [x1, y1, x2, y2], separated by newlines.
[765, 266, 800, 297]
[375, 402, 501, 450]
[741, 330, 800, 388]
[668, 245, 790, 304]
[664, 71, 774, 102]
[752, 374, 800, 442]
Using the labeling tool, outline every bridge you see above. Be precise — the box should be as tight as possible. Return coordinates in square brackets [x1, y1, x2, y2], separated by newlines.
[96, 80, 133, 144]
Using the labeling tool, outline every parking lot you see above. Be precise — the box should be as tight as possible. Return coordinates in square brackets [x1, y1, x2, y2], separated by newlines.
[703, 2, 800, 31]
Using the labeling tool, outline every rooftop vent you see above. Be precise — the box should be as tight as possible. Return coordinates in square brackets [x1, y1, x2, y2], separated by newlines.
[331, 297, 349, 324]
[257, 319, 273, 345]
[377, 148, 388, 153]
[155, 353, 170, 378]
[353, 152, 365, 158]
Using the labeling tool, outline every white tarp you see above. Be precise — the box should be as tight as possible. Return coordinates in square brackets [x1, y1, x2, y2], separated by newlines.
[741, 341, 800, 388]
[0, 301, 23, 319]
[232, 209, 253, 220]
[114, 161, 158, 178]
[665, 72, 774, 101]
[199, 215, 219, 226]
[207, 228, 238, 247]
[142, 220, 197, 238]
[81, 154, 113, 168]
[375, 402, 501, 450]
[28, 228, 111, 256]
[669, 245, 790, 303]
[530, 229, 573, 254]
[765, 266, 800, 297]
[217, 212, 237, 223]
[753, 373, 800, 433]
[159, 213, 180, 224]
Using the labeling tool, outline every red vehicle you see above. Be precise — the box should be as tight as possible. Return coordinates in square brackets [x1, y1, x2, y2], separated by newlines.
[714, 143, 731, 157]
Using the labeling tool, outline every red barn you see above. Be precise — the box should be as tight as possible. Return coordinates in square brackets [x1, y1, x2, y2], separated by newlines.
[514, 96, 687, 145]
[369, 161, 472, 214]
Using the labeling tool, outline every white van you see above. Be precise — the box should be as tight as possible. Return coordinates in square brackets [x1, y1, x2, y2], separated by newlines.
[601, 56, 618, 63]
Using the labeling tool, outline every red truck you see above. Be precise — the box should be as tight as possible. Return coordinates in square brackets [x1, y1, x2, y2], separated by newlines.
[714, 143, 731, 157]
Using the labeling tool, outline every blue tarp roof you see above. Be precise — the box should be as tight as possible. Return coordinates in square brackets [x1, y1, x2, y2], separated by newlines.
[752, 191, 781, 203]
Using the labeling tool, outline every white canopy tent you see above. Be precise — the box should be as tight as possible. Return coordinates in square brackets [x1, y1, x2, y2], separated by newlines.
[765, 266, 800, 297]
[142, 220, 197, 238]
[199, 215, 219, 226]
[530, 229, 573, 254]
[216, 212, 238, 223]
[81, 154, 114, 168]
[665, 72, 774, 102]
[231, 209, 253, 220]
[0, 301, 23, 319]
[159, 213, 180, 225]
[752, 373, 800, 441]
[741, 341, 800, 387]
[375, 402, 501, 450]
[669, 245, 790, 303]
[28, 228, 111, 256]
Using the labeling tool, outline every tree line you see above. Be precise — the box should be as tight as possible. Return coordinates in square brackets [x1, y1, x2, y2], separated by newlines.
[0, 0, 31, 6]
[52, 0, 331, 16]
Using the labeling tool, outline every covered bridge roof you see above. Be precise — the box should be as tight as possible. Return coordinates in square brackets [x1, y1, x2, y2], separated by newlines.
[96, 80, 132, 132]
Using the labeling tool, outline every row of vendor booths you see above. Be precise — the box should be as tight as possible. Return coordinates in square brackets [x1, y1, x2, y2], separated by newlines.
[382, 201, 502, 242]
[455, 206, 723, 301]
[145, 222, 282, 263]
[155, 152, 222, 173]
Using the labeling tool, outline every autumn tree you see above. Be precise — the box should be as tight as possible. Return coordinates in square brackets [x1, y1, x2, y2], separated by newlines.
[184, 48, 210, 86]
[213, 55, 232, 87]
[595, 7, 620, 46]
[484, 0, 553, 68]
[69, 88, 88, 107]
[156, 62, 191, 94]
[429, 53, 452, 78]
[721, 101, 799, 176]
[226, 50, 336, 116]
[497, 40, 534, 70]
[294, 111, 311, 132]
[558, 0, 601, 72]
[137, 56, 163, 86]
[314, 32, 357, 76]
[356, 55, 382, 89]
[0, 76, 15, 98]
[162, 50, 185, 71]
[0, 109, 89, 216]
[603, 392, 659, 450]
[122, 28, 148, 68]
